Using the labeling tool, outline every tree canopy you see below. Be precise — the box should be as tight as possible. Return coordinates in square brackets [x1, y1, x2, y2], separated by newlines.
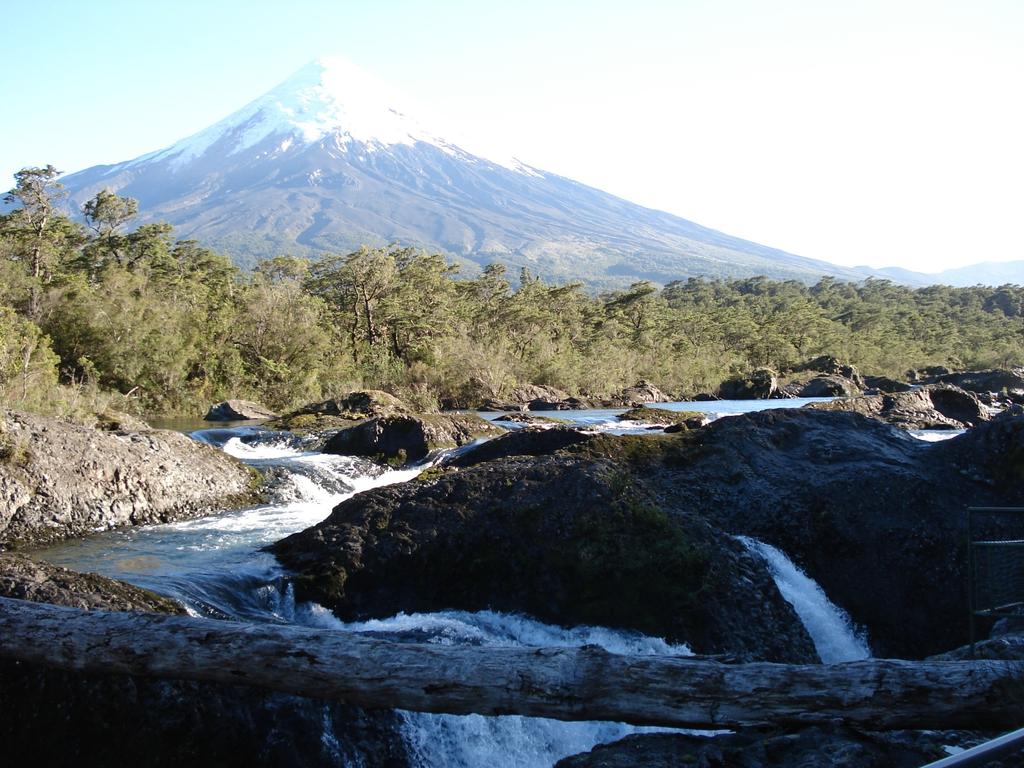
[2, 166, 1022, 418]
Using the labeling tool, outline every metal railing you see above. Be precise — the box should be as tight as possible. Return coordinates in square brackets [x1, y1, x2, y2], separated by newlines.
[967, 507, 1024, 657]
[920, 726, 1024, 767]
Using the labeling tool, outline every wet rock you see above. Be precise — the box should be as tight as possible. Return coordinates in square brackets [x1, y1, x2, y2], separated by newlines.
[609, 380, 672, 406]
[322, 413, 505, 464]
[807, 383, 990, 429]
[0, 555, 409, 768]
[508, 383, 572, 404]
[204, 399, 278, 421]
[492, 412, 566, 425]
[929, 631, 1024, 661]
[481, 399, 526, 412]
[528, 396, 593, 411]
[271, 440, 819, 663]
[449, 426, 594, 468]
[932, 368, 1024, 396]
[0, 410, 259, 549]
[797, 374, 862, 398]
[653, 409, 1024, 658]
[792, 355, 865, 387]
[718, 367, 778, 399]
[276, 407, 1024, 660]
[272, 390, 412, 432]
[863, 375, 915, 394]
[912, 365, 954, 381]
[555, 727, 983, 768]
[618, 407, 708, 429]
[0, 553, 184, 614]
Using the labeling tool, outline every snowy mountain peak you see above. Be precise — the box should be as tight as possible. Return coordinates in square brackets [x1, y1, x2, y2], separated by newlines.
[137, 55, 460, 169]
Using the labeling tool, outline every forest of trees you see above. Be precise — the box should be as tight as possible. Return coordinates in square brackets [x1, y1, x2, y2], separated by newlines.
[2, 166, 1023, 419]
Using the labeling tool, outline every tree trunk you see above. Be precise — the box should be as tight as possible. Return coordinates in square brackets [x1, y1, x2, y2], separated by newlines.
[0, 597, 1021, 731]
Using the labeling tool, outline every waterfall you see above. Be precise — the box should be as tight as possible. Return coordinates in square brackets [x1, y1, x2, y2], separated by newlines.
[271, 607, 709, 768]
[738, 536, 870, 663]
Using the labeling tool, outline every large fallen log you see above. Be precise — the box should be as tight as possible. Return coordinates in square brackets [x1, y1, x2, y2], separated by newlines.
[1, 596, 1020, 730]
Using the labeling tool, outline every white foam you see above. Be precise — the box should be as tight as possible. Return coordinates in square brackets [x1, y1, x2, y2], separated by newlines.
[908, 429, 965, 442]
[221, 436, 305, 460]
[276, 606, 703, 768]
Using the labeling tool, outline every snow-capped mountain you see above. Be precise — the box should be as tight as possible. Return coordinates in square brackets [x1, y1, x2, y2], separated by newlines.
[61, 56, 869, 285]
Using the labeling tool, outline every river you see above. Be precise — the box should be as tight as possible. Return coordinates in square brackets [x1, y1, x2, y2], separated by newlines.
[29, 400, 944, 767]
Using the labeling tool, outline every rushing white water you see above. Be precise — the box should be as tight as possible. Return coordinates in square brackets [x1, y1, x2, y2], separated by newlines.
[907, 428, 966, 442]
[478, 397, 838, 436]
[261, 596, 709, 768]
[738, 536, 871, 663]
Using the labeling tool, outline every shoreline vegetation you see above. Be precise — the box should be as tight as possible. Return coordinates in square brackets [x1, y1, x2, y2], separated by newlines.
[3, 167, 1024, 423]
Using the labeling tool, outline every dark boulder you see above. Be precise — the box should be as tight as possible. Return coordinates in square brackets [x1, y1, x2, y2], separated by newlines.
[449, 426, 594, 468]
[555, 727, 974, 768]
[911, 365, 954, 381]
[646, 409, 1024, 658]
[0, 555, 408, 768]
[933, 368, 1024, 395]
[277, 408, 1024, 660]
[0, 410, 259, 549]
[322, 413, 504, 464]
[204, 400, 278, 421]
[807, 383, 990, 429]
[718, 367, 778, 399]
[797, 374, 862, 398]
[528, 396, 593, 411]
[0, 553, 184, 614]
[792, 355, 865, 386]
[271, 390, 412, 431]
[270, 441, 818, 663]
[481, 399, 526, 412]
[492, 412, 566, 425]
[863, 375, 915, 393]
[610, 380, 672, 406]
[508, 383, 571, 404]
[618, 407, 709, 429]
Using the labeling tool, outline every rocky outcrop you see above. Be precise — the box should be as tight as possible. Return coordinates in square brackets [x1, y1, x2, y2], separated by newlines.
[322, 413, 505, 464]
[508, 383, 571, 405]
[0, 553, 185, 614]
[555, 728, 976, 768]
[643, 409, 1024, 658]
[271, 440, 818, 663]
[863, 375, 915, 394]
[807, 383, 990, 429]
[609, 380, 672, 406]
[278, 408, 1024, 659]
[528, 396, 593, 411]
[0, 555, 408, 768]
[204, 399, 278, 421]
[792, 355, 865, 386]
[929, 368, 1024, 396]
[271, 390, 412, 431]
[718, 367, 778, 399]
[796, 374, 862, 398]
[492, 412, 566, 425]
[617, 407, 708, 428]
[0, 410, 259, 549]
[448, 426, 594, 468]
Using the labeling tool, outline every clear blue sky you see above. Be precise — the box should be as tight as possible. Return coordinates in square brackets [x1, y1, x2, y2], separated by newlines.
[3, 0, 1022, 272]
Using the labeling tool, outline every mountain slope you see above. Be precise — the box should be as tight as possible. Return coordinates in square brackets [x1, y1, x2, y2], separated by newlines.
[61, 57, 873, 286]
